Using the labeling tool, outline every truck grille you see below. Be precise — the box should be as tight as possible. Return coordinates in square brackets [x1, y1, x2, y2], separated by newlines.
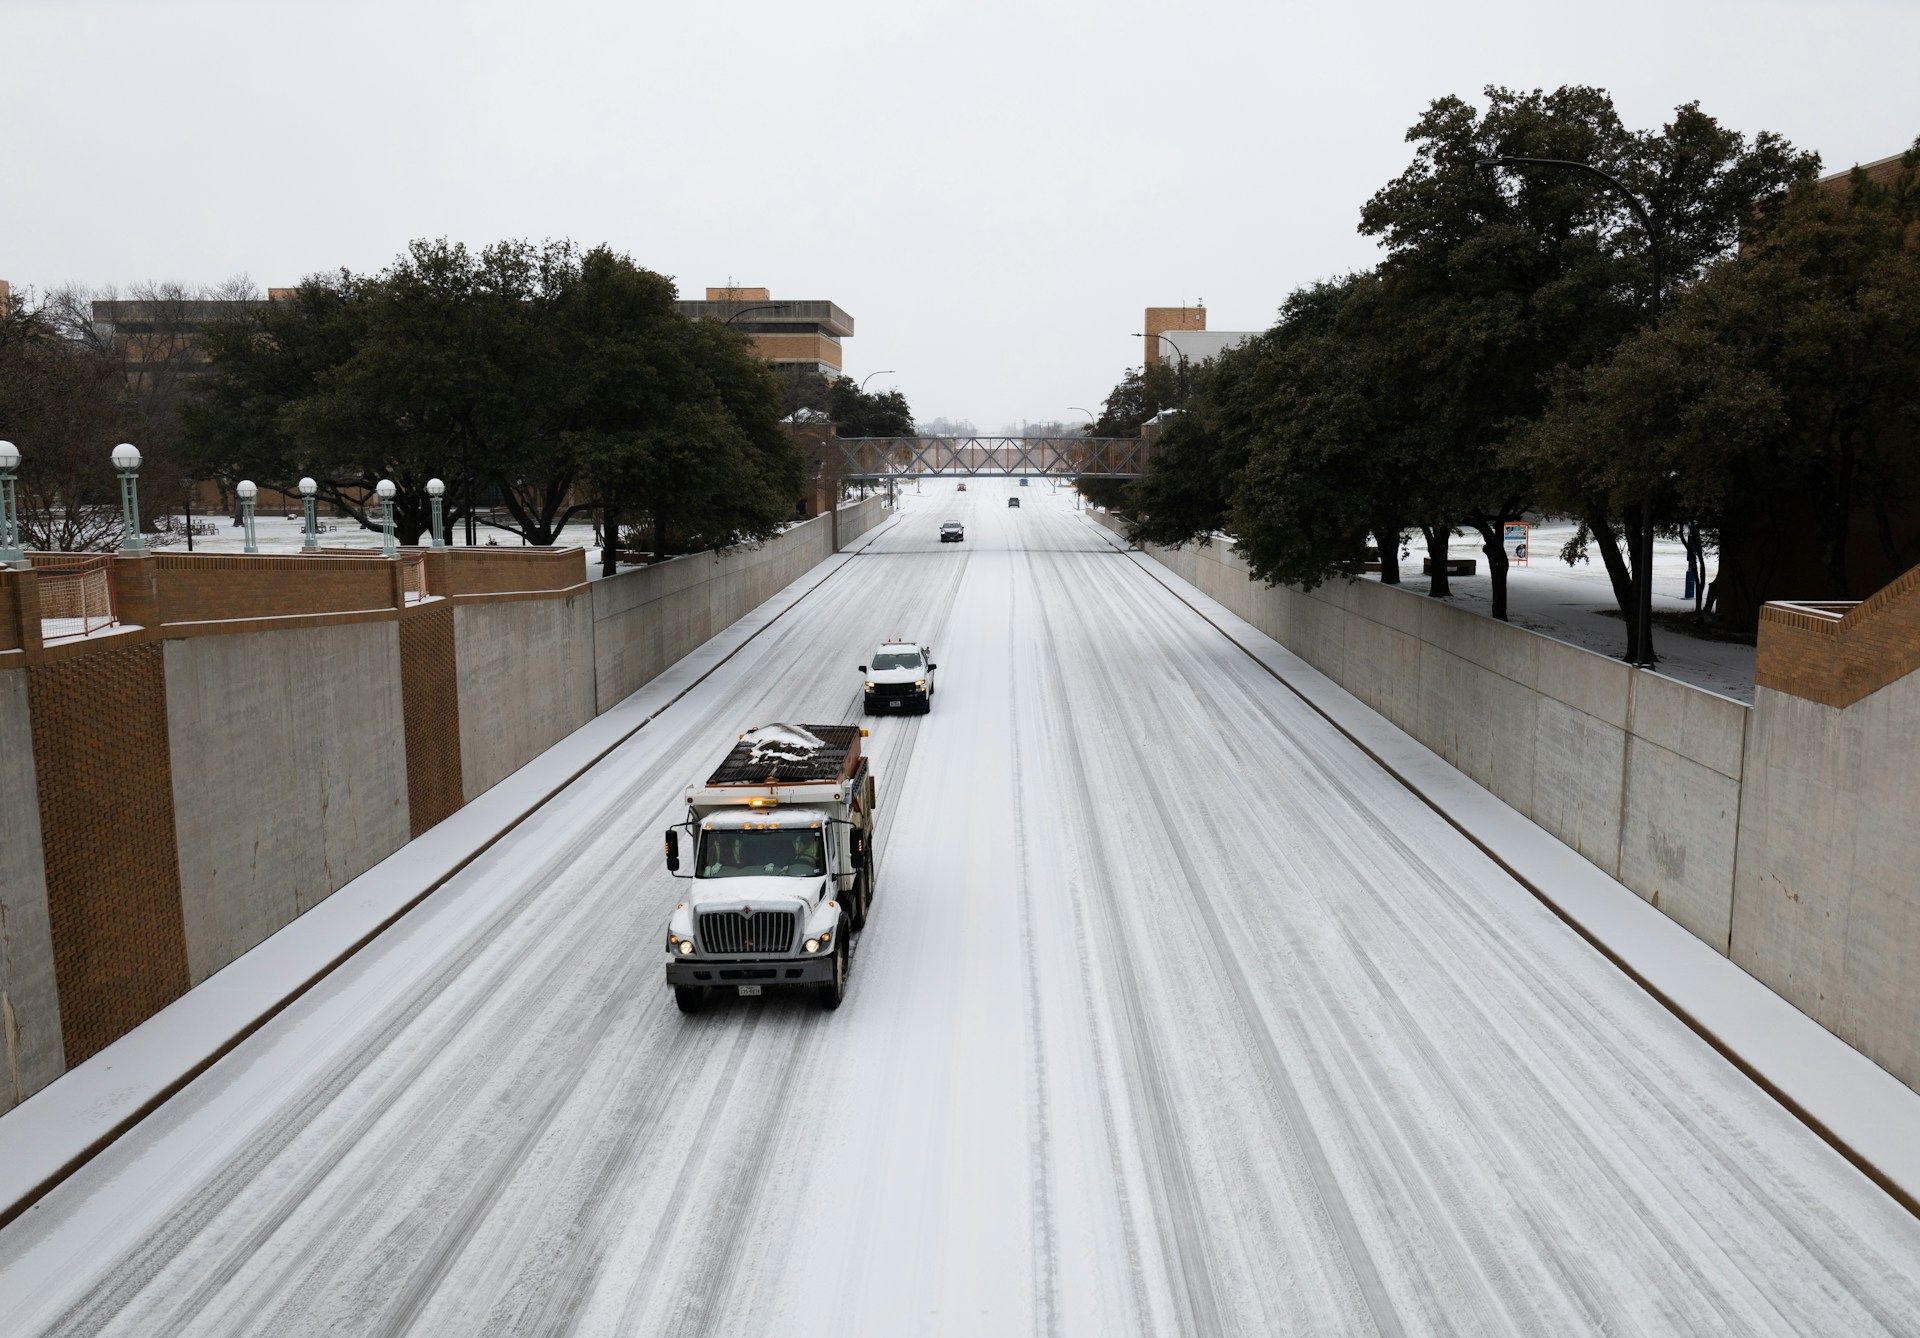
[698, 909, 797, 956]
[869, 682, 921, 700]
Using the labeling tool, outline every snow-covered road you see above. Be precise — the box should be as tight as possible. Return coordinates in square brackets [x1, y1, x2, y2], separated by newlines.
[3, 482, 1917, 1336]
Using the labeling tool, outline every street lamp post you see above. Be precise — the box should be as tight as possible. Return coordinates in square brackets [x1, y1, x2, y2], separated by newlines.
[181, 475, 197, 553]
[1478, 154, 1662, 669]
[299, 477, 320, 551]
[859, 370, 896, 392]
[426, 477, 446, 547]
[376, 479, 397, 557]
[1133, 333, 1190, 401]
[236, 480, 259, 554]
[0, 441, 23, 565]
[111, 442, 147, 554]
[722, 303, 787, 328]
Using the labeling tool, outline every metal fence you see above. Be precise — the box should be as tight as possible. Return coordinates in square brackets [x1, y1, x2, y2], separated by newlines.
[399, 553, 428, 605]
[29, 554, 118, 643]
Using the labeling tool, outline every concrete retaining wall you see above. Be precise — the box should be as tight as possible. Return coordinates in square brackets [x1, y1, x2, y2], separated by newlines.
[591, 501, 882, 713]
[1734, 677, 1920, 1087]
[163, 623, 413, 985]
[455, 594, 597, 800]
[1100, 514, 1920, 1091]
[0, 668, 61, 1108]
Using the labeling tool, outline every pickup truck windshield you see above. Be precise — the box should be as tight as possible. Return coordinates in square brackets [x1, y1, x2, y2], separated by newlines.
[699, 829, 824, 878]
[871, 651, 921, 669]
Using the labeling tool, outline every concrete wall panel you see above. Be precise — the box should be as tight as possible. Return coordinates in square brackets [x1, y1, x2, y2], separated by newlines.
[1619, 736, 1741, 950]
[0, 668, 62, 1109]
[1734, 680, 1920, 1088]
[166, 622, 411, 983]
[456, 594, 596, 800]
[1629, 669, 1747, 780]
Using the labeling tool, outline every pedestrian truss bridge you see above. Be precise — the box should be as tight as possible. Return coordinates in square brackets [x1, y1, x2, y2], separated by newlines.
[834, 436, 1153, 480]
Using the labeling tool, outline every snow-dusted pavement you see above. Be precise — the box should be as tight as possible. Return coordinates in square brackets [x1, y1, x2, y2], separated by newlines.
[3, 482, 1917, 1336]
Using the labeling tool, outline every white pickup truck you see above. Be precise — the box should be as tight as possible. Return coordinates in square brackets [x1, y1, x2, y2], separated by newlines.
[862, 640, 937, 714]
[662, 724, 878, 1013]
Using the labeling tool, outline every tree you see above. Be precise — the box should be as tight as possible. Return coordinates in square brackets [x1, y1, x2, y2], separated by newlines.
[1225, 276, 1441, 591]
[1357, 87, 1810, 644]
[776, 368, 915, 437]
[186, 240, 801, 554]
[1529, 143, 1920, 623]
[1087, 362, 1178, 439]
[0, 299, 136, 550]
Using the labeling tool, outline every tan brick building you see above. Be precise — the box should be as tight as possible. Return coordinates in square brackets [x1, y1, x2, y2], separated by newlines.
[676, 286, 854, 376]
[1141, 304, 1206, 367]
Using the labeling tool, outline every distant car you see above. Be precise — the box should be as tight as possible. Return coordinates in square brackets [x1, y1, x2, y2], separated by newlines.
[940, 522, 965, 543]
[957, 482, 967, 491]
[1007, 497, 1021, 508]
[1018, 478, 1029, 486]
[862, 640, 937, 714]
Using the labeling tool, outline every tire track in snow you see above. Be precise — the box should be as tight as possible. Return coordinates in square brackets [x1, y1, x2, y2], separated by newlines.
[1005, 537, 1061, 1338]
[1025, 571, 1230, 1337]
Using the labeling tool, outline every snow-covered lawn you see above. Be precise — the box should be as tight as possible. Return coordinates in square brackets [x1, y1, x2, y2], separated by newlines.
[1374, 521, 1757, 702]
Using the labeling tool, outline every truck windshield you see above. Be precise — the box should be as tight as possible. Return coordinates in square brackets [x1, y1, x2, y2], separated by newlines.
[698, 829, 824, 878]
[871, 651, 921, 669]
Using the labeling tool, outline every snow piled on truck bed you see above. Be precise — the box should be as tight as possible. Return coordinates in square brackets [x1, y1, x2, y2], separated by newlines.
[741, 723, 827, 765]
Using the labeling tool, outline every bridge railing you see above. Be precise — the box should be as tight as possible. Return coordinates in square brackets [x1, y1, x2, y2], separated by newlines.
[834, 436, 1154, 479]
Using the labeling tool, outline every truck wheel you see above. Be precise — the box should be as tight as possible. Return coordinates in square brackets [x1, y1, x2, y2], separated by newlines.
[673, 985, 706, 1015]
[816, 933, 848, 1010]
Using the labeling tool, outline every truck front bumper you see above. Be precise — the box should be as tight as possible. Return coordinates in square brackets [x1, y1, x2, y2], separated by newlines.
[864, 689, 928, 712]
[667, 955, 838, 987]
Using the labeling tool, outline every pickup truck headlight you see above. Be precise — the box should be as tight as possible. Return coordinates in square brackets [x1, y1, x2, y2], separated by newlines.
[864, 680, 876, 691]
[915, 678, 926, 689]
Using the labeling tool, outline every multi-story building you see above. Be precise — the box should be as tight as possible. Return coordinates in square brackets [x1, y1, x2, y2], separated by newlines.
[675, 286, 854, 377]
[1141, 304, 1256, 368]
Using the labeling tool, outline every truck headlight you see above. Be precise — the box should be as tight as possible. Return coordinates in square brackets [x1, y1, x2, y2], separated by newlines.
[804, 929, 833, 954]
[864, 681, 876, 691]
[915, 679, 926, 689]
[678, 940, 694, 955]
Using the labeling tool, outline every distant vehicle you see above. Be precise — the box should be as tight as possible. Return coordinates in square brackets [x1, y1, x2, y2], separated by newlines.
[662, 724, 877, 1013]
[957, 482, 967, 491]
[861, 640, 936, 714]
[1019, 477, 1029, 486]
[1007, 497, 1021, 508]
[940, 521, 965, 543]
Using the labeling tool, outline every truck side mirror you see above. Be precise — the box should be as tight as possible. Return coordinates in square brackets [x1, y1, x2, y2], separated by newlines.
[857, 664, 868, 672]
[927, 663, 937, 671]
[664, 828, 680, 872]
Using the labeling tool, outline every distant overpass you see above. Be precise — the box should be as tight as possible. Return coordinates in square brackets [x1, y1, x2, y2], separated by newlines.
[834, 435, 1153, 480]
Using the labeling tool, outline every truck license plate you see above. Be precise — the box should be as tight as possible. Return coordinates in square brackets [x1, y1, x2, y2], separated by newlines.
[737, 985, 763, 997]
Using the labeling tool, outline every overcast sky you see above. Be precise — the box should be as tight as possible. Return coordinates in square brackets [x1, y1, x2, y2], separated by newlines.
[7, 0, 1918, 429]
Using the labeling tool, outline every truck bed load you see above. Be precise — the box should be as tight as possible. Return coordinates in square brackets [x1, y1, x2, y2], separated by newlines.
[704, 723, 863, 787]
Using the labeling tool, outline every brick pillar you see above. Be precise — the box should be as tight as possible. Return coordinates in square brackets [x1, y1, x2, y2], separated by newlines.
[112, 552, 158, 629]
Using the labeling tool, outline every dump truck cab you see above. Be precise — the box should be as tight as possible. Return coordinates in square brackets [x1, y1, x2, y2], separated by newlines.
[663, 724, 878, 1013]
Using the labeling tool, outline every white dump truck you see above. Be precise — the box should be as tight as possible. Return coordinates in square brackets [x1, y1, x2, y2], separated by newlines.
[662, 724, 878, 1013]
